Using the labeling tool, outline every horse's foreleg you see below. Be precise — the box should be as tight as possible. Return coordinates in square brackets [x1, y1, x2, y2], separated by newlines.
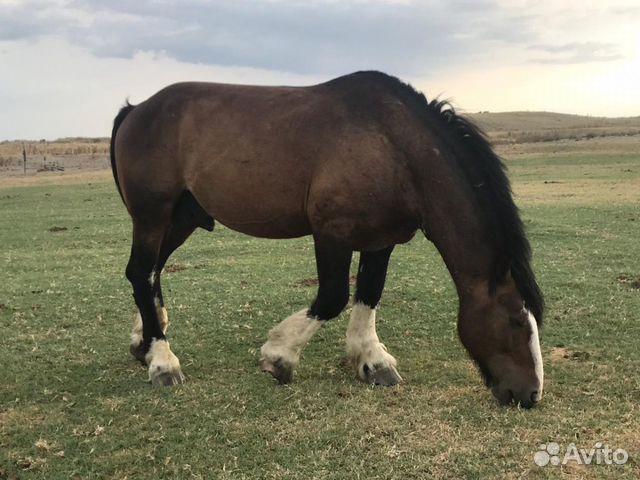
[258, 309, 323, 384]
[126, 223, 185, 386]
[347, 246, 402, 386]
[259, 238, 352, 384]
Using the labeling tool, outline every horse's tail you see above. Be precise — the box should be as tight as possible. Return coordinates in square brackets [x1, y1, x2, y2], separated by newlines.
[110, 102, 136, 204]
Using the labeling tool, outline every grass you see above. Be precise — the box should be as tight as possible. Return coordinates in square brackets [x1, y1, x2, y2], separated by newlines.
[1, 152, 639, 479]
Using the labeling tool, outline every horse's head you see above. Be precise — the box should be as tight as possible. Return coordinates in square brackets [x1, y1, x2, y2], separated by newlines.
[458, 284, 543, 408]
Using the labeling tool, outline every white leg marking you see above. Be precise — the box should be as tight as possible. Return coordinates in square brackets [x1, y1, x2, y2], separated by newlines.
[145, 338, 185, 386]
[260, 309, 322, 369]
[346, 303, 401, 383]
[154, 298, 170, 333]
[131, 312, 143, 348]
[130, 305, 169, 349]
[527, 311, 544, 401]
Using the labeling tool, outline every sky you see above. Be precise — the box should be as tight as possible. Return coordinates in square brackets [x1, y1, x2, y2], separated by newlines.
[1, 0, 639, 140]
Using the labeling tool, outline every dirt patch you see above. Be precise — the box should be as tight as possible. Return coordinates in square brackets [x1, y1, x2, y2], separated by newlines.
[164, 263, 188, 273]
[617, 274, 640, 289]
[550, 347, 591, 362]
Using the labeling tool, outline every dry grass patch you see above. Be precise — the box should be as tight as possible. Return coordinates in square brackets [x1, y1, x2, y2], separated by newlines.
[470, 111, 640, 145]
[496, 135, 640, 157]
[514, 179, 640, 205]
[0, 169, 112, 188]
[0, 139, 109, 158]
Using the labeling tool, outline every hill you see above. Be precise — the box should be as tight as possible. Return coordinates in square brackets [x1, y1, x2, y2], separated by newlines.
[468, 111, 640, 144]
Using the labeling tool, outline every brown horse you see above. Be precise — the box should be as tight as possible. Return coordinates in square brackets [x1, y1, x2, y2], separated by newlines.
[110, 71, 544, 407]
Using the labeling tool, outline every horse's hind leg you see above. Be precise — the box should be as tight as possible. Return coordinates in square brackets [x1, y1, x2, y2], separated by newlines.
[126, 216, 187, 386]
[347, 246, 402, 386]
[129, 222, 195, 361]
[130, 192, 213, 366]
[259, 237, 352, 384]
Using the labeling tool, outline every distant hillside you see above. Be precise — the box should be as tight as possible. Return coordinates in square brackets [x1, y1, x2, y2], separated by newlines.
[468, 111, 640, 144]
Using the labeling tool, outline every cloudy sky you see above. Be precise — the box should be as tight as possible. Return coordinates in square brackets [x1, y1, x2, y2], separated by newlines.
[1, 0, 639, 140]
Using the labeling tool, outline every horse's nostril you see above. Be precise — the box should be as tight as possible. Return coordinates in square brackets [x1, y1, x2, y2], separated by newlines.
[530, 390, 540, 403]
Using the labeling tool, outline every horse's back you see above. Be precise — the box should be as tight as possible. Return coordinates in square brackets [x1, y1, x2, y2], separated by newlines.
[114, 75, 424, 246]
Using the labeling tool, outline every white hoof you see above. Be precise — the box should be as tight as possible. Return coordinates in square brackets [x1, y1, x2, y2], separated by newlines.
[350, 343, 402, 386]
[259, 309, 321, 384]
[145, 339, 185, 386]
[346, 303, 402, 386]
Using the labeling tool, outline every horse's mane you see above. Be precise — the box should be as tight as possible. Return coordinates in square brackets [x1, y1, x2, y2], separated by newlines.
[351, 71, 544, 324]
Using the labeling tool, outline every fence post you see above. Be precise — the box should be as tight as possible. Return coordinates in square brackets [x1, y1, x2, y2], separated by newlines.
[22, 142, 27, 175]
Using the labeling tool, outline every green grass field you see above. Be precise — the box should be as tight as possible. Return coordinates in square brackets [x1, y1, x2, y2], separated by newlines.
[1, 152, 639, 479]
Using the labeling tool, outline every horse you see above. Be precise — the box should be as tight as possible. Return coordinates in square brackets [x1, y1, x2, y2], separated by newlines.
[110, 71, 544, 408]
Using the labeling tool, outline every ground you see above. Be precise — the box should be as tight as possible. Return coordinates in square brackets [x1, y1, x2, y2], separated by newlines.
[0, 129, 639, 479]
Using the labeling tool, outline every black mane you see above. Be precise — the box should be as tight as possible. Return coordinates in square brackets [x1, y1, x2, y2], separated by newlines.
[354, 71, 544, 324]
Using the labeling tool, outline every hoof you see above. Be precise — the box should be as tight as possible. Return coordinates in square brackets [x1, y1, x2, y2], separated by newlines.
[145, 339, 185, 387]
[149, 366, 186, 387]
[361, 363, 403, 386]
[130, 341, 147, 364]
[259, 357, 294, 384]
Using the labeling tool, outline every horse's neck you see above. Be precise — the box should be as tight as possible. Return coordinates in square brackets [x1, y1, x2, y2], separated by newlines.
[419, 169, 499, 294]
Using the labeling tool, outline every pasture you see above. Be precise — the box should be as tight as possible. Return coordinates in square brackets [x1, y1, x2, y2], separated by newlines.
[1, 143, 639, 479]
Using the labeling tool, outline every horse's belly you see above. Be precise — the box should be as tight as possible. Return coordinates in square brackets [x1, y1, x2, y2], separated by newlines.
[189, 187, 310, 239]
[216, 213, 312, 239]
[313, 216, 418, 251]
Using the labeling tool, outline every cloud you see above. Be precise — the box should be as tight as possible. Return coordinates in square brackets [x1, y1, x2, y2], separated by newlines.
[609, 5, 640, 16]
[4, 1, 632, 75]
[0, 36, 325, 140]
[1, 0, 638, 139]
[528, 42, 624, 64]
[0, 0, 538, 76]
